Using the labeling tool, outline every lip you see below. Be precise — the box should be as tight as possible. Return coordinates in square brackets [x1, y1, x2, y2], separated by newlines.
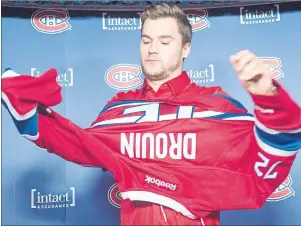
[146, 60, 160, 62]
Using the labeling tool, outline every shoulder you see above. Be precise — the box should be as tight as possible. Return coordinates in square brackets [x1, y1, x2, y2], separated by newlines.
[107, 88, 141, 105]
[187, 82, 248, 113]
[188, 82, 229, 96]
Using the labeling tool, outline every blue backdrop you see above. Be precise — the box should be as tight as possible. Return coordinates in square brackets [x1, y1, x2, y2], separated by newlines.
[2, 1, 301, 225]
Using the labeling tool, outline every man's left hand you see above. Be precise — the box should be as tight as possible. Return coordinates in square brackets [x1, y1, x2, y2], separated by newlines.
[230, 50, 277, 96]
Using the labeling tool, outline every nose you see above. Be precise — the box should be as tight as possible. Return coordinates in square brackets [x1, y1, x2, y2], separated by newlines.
[148, 41, 159, 54]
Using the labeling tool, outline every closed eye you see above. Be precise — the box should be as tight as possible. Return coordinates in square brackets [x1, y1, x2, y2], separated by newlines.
[160, 37, 172, 45]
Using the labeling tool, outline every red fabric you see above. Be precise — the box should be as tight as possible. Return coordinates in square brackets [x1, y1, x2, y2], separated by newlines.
[2, 69, 300, 225]
[120, 199, 220, 225]
[1, 68, 61, 114]
[249, 80, 301, 130]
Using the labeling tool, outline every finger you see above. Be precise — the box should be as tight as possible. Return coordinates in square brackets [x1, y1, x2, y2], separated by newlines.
[235, 49, 250, 59]
[239, 60, 258, 79]
[240, 66, 264, 81]
[235, 53, 257, 72]
[230, 50, 250, 63]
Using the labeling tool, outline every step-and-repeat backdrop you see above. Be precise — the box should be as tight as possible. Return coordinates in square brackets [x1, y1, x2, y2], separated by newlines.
[2, 1, 301, 225]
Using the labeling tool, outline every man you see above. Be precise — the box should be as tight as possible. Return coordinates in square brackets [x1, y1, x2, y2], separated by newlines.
[2, 3, 301, 226]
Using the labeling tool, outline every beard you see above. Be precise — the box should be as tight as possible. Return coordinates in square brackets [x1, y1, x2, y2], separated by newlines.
[141, 60, 181, 81]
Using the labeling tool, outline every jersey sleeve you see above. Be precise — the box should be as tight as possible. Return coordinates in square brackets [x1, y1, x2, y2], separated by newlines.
[1, 69, 118, 171]
[197, 81, 300, 211]
[248, 80, 301, 201]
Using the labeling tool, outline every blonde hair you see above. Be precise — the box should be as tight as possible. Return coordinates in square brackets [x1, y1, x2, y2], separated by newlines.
[141, 3, 192, 45]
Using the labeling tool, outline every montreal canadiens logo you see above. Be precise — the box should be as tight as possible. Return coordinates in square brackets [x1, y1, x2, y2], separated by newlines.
[259, 57, 284, 80]
[105, 64, 143, 91]
[185, 9, 210, 32]
[108, 183, 121, 208]
[267, 175, 295, 201]
[107, 175, 294, 207]
[31, 9, 71, 34]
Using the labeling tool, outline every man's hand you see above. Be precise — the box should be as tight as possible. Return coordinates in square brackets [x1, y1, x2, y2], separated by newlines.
[230, 50, 277, 96]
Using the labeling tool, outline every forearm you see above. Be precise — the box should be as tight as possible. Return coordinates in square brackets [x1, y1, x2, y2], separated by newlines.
[250, 80, 301, 130]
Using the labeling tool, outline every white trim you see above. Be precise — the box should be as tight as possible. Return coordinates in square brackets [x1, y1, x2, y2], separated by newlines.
[120, 190, 198, 219]
[193, 111, 224, 118]
[160, 205, 167, 223]
[2, 69, 20, 78]
[91, 115, 141, 127]
[31, 139, 47, 151]
[91, 110, 226, 127]
[255, 118, 301, 135]
[254, 127, 299, 157]
[159, 111, 225, 120]
[22, 133, 39, 141]
[107, 101, 155, 111]
[159, 114, 177, 121]
[177, 106, 193, 119]
[200, 218, 206, 226]
[2, 92, 37, 121]
[223, 116, 255, 121]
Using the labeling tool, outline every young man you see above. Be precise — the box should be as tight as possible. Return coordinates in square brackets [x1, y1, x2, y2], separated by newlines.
[2, 3, 301, 226]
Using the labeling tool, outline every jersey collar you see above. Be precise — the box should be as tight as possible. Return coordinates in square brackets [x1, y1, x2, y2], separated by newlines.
[140, 71, 191, 98]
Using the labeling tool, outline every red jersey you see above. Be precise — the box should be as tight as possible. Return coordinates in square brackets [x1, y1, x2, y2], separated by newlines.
[2, 68, 301, 225]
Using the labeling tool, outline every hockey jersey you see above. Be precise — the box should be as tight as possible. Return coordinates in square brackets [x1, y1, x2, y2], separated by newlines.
[2, 68, 301, 220]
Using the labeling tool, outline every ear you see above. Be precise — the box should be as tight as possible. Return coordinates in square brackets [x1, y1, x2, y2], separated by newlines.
[182, 42, 191, 59]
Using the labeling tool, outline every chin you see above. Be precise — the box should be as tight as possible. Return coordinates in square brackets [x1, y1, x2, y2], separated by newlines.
[146, 74, 166, 81]
[143, 69, 163, 79]
[142, 67, 160, 77]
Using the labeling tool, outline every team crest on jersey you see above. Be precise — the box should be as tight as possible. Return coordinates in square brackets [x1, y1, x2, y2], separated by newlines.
[107, 176, 294, 206]
[31, 9, 71, 34]
[259, 57, 284, 80]
[105, 64, 143, 91]
[108, 183, 121, 208]
[185, 9, 210, 32]
[267, 175, 295, 201]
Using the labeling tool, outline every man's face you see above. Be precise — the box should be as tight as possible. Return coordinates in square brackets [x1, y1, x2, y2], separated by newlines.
[140, 17, 190, 81]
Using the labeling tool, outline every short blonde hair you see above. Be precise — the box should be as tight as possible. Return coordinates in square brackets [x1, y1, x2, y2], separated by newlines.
[141, 3, 192, 45]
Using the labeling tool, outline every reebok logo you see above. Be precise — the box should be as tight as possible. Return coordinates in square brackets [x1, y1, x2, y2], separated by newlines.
[145, 175, 177, 191]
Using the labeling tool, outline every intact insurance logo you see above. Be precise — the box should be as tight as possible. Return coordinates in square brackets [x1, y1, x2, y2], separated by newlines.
[259, 57, 284, 80]
[185, 9, 210, 32]
[267, 175, 295, 202]
[187, 64, 215, 84]
[240, 4, 280, 25]
[105, 64, 143, 91]
[31, 68, 74, 87]
[108, 183, 121, 208]
[31, 9, 71, 34]
[31, 187, 75, 209]
[102, 12, 141, 31]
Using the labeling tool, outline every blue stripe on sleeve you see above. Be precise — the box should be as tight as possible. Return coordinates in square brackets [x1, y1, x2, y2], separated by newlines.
[211, 94, 246, 110]
[2, 99, 38, 137]
[205, 112, 254, 119]
[255, 126, 301, 152]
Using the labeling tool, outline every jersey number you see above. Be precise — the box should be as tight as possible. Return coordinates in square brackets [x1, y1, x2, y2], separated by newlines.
[254, 152, 282, 179]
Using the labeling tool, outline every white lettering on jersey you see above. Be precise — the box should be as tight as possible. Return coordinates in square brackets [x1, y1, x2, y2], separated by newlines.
[123, 103, 160, 123]
[145, 175, 177, 191]
[92, 102, 224, 127]
[254, 152, 282, 179]
[121, 133, 196, 160]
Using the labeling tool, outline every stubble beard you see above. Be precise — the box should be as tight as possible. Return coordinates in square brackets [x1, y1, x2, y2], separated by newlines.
[142, 60, 181, 81]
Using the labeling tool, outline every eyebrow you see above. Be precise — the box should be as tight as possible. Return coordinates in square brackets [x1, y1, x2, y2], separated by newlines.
[141, 34, 174, 40]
